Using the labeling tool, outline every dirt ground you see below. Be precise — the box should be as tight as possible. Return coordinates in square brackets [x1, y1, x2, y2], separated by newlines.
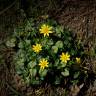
[0, 0, 96, 96]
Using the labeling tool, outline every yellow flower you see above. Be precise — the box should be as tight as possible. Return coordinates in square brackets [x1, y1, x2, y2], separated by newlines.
[32, 44, 42, 53]
[60, 52, 70, 63]
[39, 24, 52, 37]
[39, 58, 48, 69]
[76, 57, 81, 63]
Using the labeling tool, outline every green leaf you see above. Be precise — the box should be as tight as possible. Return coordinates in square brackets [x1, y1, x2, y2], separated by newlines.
[25, 76, 30, 84]
[54, 59, 59, 67]
[68, 61, 74, 65]
[16, 69, 23, 75]
[15, 49, 25, 60]
[56, 26, 64, 34]
[61, 69, 69, 77]
[28, 61, 36, 68]
[55, 32, 61, 38]
[30, 68, 37, 77]
[39, 69, 47, 77]
[73, 72, 80, 79]
[60, 62, 67, 67]
[31, 77, 40, 85]
[16, 58, 24, 65]
[70, 49, 77, 55]
[71, 80, 79, 85]
[54, 77, 61, 85]
[52, 46, 58, 53]
[18, 41, 24, 48]
[48, 39, 54, 46]
[6, 38, 16, 47]
[15, 59, 24, 73]
[16, 62, 25, 75]
[55, 41, 63, 48]
[41, 39, 46, 45]
[25, 21, 32, 31]
[25, 40, 31, 45]
[57, 62, 66, 69]
[63, 40, 69, 45]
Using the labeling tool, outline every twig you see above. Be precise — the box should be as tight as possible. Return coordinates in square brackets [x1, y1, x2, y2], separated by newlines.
[0, 0, 17, 15]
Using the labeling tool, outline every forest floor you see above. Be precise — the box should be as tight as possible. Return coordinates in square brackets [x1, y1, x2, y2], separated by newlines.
[0, 0, 96, 96]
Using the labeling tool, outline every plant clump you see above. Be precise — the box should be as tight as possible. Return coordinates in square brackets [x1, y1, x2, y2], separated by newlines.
[6, 18, 88, 86]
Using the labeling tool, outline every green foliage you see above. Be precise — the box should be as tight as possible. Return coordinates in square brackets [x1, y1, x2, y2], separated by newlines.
[6, 18, 87, 85]
[61, 69, 69, 77]
[6, 38, 16, 47]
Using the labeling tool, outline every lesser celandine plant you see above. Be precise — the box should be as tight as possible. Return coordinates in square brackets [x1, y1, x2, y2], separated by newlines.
[6, 18, 87, 85]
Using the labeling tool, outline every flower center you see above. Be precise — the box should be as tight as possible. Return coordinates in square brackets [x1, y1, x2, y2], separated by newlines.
[43, 27, 49, 33]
